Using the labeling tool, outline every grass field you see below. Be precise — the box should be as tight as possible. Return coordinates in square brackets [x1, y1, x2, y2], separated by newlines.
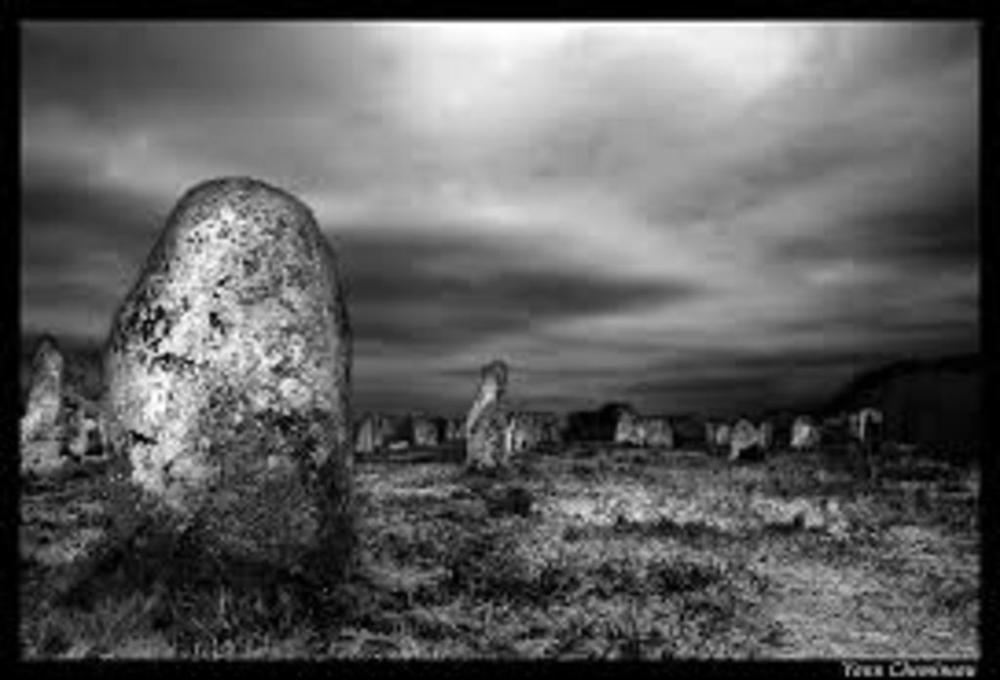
[19, 443, 979, 659]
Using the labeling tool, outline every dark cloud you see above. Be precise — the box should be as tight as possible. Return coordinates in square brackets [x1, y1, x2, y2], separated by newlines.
[20, 22, 979, 416]
[622, 348, 892, 416]
[21, 160, 167, 249]
[21, 23, 393, 120]
[340, 228, 704, 353]
[770, 184, 978, 270]
[806, 22, 978, 96]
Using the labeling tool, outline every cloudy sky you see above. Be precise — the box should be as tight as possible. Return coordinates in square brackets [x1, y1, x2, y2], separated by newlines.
[20, 21, 979, 418]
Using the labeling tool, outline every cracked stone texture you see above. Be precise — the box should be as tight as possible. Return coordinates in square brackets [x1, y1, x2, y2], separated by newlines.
[103, 176, 353, 575]
[464, 360, 509, 470]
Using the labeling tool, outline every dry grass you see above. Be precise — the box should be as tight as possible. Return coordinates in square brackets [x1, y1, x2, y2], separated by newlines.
[19, 444, 979, 659]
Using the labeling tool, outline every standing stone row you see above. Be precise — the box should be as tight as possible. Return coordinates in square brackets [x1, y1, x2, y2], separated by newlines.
[20, 336, 109, 476]
[613, 407, 674, 449]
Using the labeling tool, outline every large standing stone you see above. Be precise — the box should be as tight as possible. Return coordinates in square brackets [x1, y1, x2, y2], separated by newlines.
[20, 335, 66, 475]
[103, 177, 353, 578]
[464, 360, 509, 470]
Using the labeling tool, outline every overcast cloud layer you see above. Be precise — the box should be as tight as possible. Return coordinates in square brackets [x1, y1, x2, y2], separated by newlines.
[21, 21, 979, 417]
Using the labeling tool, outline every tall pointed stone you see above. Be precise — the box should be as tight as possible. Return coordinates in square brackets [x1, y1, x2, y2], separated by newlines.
[20, 335, 66, 475]
[464, 360, 509, 470]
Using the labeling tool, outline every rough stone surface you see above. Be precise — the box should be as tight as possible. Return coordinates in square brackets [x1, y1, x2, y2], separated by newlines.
[465, 360, 509, 470]
[790, 416, 820, 451]
[102, 176, 354, 577]
[641, 417, 674, 448]
[353, 412, 409, 453]
[21, 439, 65, 477]
[729, 418, 761, 461]
[411, 416, 440, 447]
[63, 390, 109, 461]
[20, 335, 66, 475]
[354, 414, 377, 454]
[506, 411, 562, 453]
[357, 413, 407, 453]
[613, 408, 644, 447]
[707, 421, 732, 453]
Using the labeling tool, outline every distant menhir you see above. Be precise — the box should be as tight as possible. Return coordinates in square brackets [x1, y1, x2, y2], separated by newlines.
[464, 359, 509, 470]
[20, 335, 65, 475]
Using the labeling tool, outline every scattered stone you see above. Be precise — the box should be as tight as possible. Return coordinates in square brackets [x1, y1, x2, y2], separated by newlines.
[464, 360, 510, 470]
[504, 416, 518, 457]
[729, 418, 762, 461]
[102, 176, 354, 579]
[444, 417, 464, 443]
[20, 335, 67, 476]
[790, 416, 821, 451]
[641, 416, 674, 448]
[849, 407, 884, 447]
[354, 413, 377, 454]
[614, 407, 645, 447]
[411, 415, 440, 447]
[505, 410, 562, 454]
[63, 390, 109, 461]
[757, 420, 774, 451]
[823, 498, 850, 538]
[711, 422, 732, 453]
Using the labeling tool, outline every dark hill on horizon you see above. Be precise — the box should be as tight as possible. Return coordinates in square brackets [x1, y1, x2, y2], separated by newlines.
[822, 353, 981, 460]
